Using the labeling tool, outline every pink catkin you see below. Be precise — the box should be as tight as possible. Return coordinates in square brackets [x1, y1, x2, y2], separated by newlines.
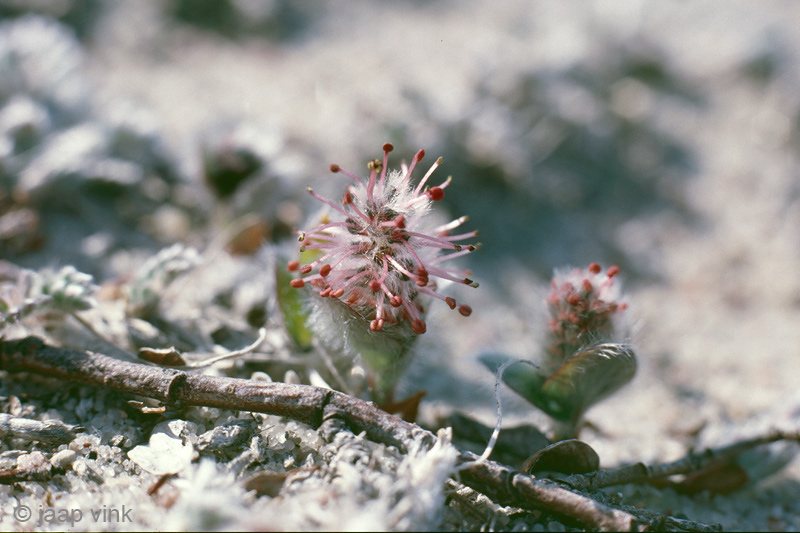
[287, 144, 479, 334]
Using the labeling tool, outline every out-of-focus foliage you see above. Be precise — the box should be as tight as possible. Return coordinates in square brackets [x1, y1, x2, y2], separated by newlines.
[165, 0, 313, 42]
[0, 0, 102, 40]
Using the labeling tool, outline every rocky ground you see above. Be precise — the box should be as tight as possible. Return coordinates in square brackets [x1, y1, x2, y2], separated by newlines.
[2, 1, 800, 531]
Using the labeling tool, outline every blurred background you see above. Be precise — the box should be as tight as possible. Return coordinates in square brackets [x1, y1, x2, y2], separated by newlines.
[2, 0, 800, 478]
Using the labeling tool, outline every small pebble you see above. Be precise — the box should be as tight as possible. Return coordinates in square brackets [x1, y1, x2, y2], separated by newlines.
[50, 449, 78, 468]
[17, 451, 48, 470]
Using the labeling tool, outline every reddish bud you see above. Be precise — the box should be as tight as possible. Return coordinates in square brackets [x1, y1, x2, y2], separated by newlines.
[567, 293, 582, 306]
[411, 319, 427, 334]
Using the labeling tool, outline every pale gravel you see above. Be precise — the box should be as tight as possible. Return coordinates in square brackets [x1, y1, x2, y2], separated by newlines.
[3, 1, 800, 531]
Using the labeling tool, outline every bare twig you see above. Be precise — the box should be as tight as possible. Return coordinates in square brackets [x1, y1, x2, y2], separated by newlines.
[0, 413, 81, 444]
[0, 336, 720, 531]
[556, 431, 800, 492]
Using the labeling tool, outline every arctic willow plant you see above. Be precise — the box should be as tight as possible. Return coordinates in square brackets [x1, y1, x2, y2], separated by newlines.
[481, 263, 636, 440]
[286, 143, 478, 400]
[0, 265, 97, 329]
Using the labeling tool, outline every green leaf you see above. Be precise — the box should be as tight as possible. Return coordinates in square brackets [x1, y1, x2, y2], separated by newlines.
[275, 264, 313, 350]
[480, 344, 636, 423]
[541, 343, 637, 422]
[479, 353, 548, 405]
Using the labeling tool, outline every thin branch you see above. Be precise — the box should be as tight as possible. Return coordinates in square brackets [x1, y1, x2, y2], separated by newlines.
[556, 431, 800, 492]
[0, 336, 719, 532]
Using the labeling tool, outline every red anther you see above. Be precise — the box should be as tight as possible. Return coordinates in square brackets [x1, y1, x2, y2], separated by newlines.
[567, 312, 580, 324]
[319, 264, 332, 277]
[391, 229, 404, 241]
[342, 191, 353, 205]
[390, 295, 403, 307]
[331, 288, 345, 298]
[411, 319, 427, 334]
[330, 164, 340, 173]
[370, 318, 384, 332]
[619, 302, 628, 310]
[319, 287, 332, 297]
[290, 279, 305, 288]
[416, 279, 428, 287]
[445, 296, 457, 310]
[369, 279, 381, 292]
[567, 293, 582, 306]
[582, 279, 593, 293]
[382, 142, 394, 152]
[416, 149, 425, 162]
[346, 293, 358, 304]
[429, 186, 445, 201]
[395, 214, 405, 228]
[607, 265, 620, 278]
[287, 260, 300, 272]
[300, 264, 313, 274]
[458, 304, 472, 317]
[588, 262, 602, 274]
[561, 282, 575, 292]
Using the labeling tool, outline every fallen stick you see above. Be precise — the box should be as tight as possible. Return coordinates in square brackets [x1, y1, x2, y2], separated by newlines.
[0, 336, 715, 531]
[556, 431, 800, 492]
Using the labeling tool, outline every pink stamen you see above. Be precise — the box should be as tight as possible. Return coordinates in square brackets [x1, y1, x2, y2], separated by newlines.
[413, 156, 443, 196]
[307, 188, 349, 218]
